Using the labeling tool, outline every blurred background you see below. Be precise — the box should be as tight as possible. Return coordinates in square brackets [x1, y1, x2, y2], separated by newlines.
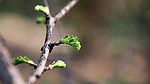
[0, 0, 150, 84]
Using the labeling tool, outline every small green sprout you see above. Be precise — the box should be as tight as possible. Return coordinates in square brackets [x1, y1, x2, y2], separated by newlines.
[36, 16, 45, 24]
[59, 35, 81, 51]
[34, 5, 49, 14]
[12, 56, 32, 65]
[49, 60, 66, 69]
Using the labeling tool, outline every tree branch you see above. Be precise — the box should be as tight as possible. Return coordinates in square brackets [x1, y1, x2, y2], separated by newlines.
[54, 0, 79, 22]
[27, 15, 55, 84]
[0, 35, 25, 84]
[27, 0, 79, 83]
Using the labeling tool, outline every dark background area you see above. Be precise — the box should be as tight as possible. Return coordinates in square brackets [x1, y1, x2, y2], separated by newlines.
[0, 0, 150, 84]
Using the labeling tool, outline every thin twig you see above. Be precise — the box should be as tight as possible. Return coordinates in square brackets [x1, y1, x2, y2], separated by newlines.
[27, 0, 79, 83]
[29, 62, 52, 72]
[54, 0, 79, 22]
[43, 0, 52, 17]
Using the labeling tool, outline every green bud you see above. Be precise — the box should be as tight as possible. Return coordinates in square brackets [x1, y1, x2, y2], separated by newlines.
[36, 16, 45, 24]
[35, 5, 49, 14]
[12, 56, 31, 65]
[59, 35, 81, 51]
[49, 60, 66, 69]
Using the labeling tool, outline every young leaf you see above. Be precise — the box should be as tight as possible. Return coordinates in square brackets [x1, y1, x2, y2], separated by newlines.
[34, 5, 49, 14]
[36, 16, 45, 24]
[49, 60, 66, 69]
[59, 35, 81, 51]
[12, 56, 31, 65]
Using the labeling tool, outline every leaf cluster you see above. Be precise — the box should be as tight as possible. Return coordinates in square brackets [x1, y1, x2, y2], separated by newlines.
[49, 60, 66, 69]
[12, 56, 31, 65]
[59, 35, 81, 51]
